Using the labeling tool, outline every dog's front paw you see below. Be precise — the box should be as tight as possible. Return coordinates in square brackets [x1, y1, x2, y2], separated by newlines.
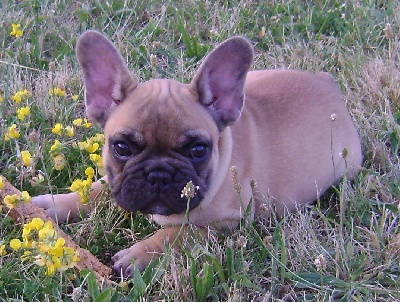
[111, 239, 162, 277]
[111, 227, 184, 277]
[31, 193, 88, 222]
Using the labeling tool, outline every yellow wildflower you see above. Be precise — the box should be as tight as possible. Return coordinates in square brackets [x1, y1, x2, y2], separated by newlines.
[69, 168, 95, 203]
[78, 141, 99, 153]
[94, 133, 105, 144]
[72, 118, 82, 126]
[0, 177, 4, 191]
[71, 94, 79, 101]
[89, 154, 103, 166]
[0, 244, 6, 256]
[12, 94, 22, 104]
[52, 124, 74, 137]
[70, 179, 83, 192]
[90, 154, 105, 175]
[21, 150, 33, 167]
[10, 239, 22, 251]
[12, 217, 80, 275]
[10, 23, 23, 37]
[73, 118, 92, 128]
[4, 194, 18, 209]
[64, 126, 74, 137]
[50, 139, 62, 155]
[70, 177, 92, 204]
[46, 264, 57, 276]
[29, 218, 45, 230]
[59, 247, 80, 270]
[4, 124, 20, 141]
[38, 225, 56, 241]
[82, 120, 92, 128]
[4, 191, 31, 209]
[85, 167, 95, 179]
[11, 89, 30, 104]
[75, 134, 105, 152]
[48, 87, 66, 97]
[0, 94, 3, 103]
[17, 106, 30, 121]
[46, 238, 65, 258]
[52, 123, 63, 135]
[38, 228, 58, 253]
[90, 154, 103, 167]
[22, 227, 33, 242]
[21, 191, 31, 202]
[55, 237, 65, 248]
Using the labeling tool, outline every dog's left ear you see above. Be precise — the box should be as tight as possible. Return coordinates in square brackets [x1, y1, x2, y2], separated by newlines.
[76, 30, 138, 127]
[191, 37, 253, 130]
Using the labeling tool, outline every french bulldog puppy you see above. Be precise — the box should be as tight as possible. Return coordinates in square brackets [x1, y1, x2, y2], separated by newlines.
[32, 30, 362, 277]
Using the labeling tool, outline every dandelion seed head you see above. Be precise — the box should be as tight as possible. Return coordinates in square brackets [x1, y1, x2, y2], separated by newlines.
[314, 254, 327, 271]
[230, 166, 241, 194]
[383, 23, 394, 39]
[181, 181, 199, 199]
[236, 235, 247, 248]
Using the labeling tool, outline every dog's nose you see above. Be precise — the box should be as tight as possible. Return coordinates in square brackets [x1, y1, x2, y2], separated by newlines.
[148, 171, 172, 187]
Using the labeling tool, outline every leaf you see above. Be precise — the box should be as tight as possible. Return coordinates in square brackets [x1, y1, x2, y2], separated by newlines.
[204, 252, 226, 284]
[94, 288, 116, 302]
[230, 275, 261, 291]
[177, 17, 193, 57]
[188, 254, 198, 300]
[141, 257, 164, 286]
[393, 111, 400, 124]
[133, 263, 146, 297]
[80, 270, 100, 298]
[291, 272, 348, 290]
[280, 230, 287, 283]
[225, 247, 234, 278]
[390, 131, 400, 153]
[128, 263, 146, 299]
[196, 263, 214, 302]
[202, 263, 215, 295]
[350, 254, 366, 281]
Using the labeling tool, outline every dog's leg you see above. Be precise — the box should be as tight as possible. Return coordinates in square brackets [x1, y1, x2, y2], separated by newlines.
[31, 176, 108, 222]
[111, 225, 208, 277]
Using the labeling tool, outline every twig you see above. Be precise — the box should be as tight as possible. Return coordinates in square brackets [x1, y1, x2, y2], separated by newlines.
[0, 174, 112, 281]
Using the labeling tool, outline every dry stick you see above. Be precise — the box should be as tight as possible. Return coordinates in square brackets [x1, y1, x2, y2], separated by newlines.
[0, 175, 112, 281]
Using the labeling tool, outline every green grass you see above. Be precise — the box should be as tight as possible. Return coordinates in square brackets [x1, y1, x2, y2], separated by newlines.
[1, 0, 400, 300]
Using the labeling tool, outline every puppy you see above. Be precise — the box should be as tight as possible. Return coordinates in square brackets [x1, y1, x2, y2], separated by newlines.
[32, 30, 362, 277]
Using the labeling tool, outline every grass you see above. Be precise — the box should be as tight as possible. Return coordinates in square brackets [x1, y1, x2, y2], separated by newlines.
[0, 0, 399, 300]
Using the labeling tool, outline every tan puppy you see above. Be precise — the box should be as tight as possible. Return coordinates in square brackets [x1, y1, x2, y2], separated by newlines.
[32, 30, 362, 277]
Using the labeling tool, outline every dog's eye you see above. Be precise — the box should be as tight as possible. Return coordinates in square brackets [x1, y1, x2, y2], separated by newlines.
[190, 144, 209, 160]
[113, 141, 133, 158]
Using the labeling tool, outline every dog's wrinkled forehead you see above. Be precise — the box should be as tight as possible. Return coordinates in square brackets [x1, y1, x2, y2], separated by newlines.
[104, 79, 218, 149]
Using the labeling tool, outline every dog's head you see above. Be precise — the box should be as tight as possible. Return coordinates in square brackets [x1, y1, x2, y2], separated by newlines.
[76, 31, 253, 215]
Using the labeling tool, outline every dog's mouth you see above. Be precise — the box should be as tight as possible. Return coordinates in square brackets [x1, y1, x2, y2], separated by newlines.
[108, 161, 208, 216]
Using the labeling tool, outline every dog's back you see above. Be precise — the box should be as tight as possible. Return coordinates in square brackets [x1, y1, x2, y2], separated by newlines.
[229, 69, 362, 216]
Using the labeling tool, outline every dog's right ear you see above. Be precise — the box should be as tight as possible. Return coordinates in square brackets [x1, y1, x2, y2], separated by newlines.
[76, 30, 138, 127]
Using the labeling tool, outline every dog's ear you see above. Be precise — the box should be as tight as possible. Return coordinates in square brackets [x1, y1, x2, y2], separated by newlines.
[191, 37, 253, 130]
[76, 30, 138, 127]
